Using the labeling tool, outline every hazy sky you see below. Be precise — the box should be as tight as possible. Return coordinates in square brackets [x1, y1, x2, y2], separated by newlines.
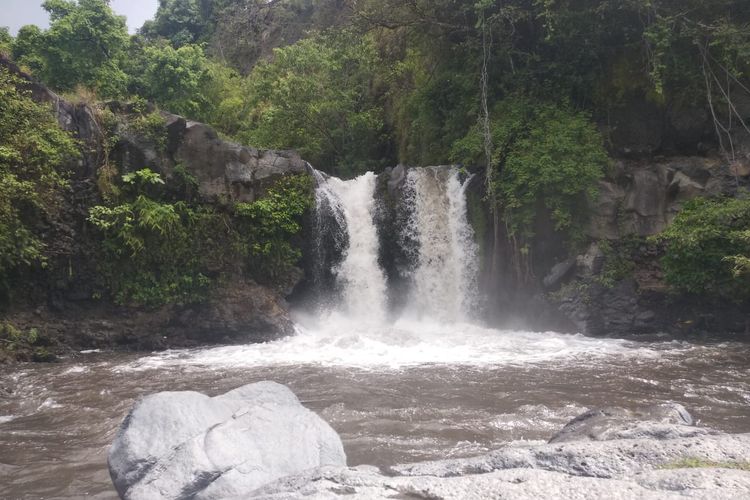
[2, 0, 159, 35]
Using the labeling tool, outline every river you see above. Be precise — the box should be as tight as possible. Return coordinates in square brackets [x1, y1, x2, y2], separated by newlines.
[1, 320, 749, 498]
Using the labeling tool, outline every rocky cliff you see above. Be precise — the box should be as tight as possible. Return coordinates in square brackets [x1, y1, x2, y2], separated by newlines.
[0, 56, 308, 360]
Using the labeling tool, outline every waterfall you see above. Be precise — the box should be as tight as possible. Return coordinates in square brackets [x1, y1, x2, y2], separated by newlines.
[309, 166, 478, 324]
[310, 168, 347, 295]
[325, 172, 388, 323]
[402, 167, 479, 321]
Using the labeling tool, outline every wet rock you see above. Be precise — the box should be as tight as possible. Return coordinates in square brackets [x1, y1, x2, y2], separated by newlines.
[172, 279, 296, 342]
[108, 381, 346, 500]
[175, 121, 307, 203]
[543, 259, 576, 290]
[548, 403, 709, 443]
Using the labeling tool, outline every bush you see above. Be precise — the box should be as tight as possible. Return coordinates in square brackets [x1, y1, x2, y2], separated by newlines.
[0, 69, 78, 289]
[234, 175, 313, 282]
[657, 196, 750, 300]
[88, 169, 240, 307]
[452, 98, 607, 243]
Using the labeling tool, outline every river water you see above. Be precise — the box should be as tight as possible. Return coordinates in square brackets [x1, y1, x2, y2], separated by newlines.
[2, 167, 749, 498]
[1, 319, 750, 499]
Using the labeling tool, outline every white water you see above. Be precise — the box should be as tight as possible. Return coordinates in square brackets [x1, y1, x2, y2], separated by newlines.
[325, 172, 388, 323]
[122, 320, 666, 371]
[403, 167, 479, 321]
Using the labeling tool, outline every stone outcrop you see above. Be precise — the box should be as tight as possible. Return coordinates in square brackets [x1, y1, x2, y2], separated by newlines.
[109, 386, 750, 500]
[108, 382, 346, 500]
[545, 154, 750, 337]
[547, 403, 712, 443]
[167, 118, 308, 203]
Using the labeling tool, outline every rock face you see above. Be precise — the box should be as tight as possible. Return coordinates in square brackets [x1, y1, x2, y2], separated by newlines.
[108, 382, 346, 500]
[252, 464, 750, 499]
[168, 119, 308, 203]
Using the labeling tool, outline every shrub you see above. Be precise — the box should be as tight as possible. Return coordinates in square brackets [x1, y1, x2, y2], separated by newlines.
[88, 169, 240, 307]
[657, 196, 750, 300]
[0, 69, 78, 290]
[234, 175, 313, 282]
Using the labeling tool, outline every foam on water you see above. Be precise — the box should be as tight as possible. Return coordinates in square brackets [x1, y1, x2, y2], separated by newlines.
[120, 317, 666, 371]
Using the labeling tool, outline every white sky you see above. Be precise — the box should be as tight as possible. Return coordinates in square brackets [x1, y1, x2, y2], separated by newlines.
[1, 0, 159, 35]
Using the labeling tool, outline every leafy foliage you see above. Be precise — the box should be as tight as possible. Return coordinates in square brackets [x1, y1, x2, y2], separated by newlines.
[234, 174, 313, 282]
[238, 32, 390, 176]
[657, 196, 750, 300]
[88, 170, 239, 307]
[0, 322, 53, 362]
[133, 43, 210, 117]
[0, 70, 78, 288]
[13, 0, 130, 97]
[453, 99, 607, 242]
[88, 169, 312, 307]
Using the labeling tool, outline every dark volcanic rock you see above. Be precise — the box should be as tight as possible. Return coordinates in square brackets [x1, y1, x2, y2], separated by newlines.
[174, 120, 308, 203]
[172, 279, 296, 342]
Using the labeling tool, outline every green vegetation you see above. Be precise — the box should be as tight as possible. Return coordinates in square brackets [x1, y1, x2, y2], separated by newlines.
[1, 0, 749, 311]
[595, 238, 642, 288]
[453, 100, 607, 242]
[88, 169, 311, 307]
[88, 169, 237, 307]
[13, 0, 130, 97]
[657, 197, 750, 300]
[0, 322, 54, 362]
[661, 457, 750, 471]
[0, 69, 78, 292]
[234, 174, 314, 283]
[238, 33, 388, 176]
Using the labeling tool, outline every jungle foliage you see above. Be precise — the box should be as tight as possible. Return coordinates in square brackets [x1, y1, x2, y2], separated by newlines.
[3, 0, 750, 301]
[0, 69, 78, 292]
[657, 196, 750, 301]
[88, 169, 312, 308]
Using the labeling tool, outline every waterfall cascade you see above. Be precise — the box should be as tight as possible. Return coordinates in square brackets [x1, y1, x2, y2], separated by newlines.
[326, 172, 388, 323]
[402, 167, 479, 321]
[311, 166, 478, 324]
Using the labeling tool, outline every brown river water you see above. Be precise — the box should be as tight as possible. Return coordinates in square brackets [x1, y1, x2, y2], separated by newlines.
[1, 320, 749, 499]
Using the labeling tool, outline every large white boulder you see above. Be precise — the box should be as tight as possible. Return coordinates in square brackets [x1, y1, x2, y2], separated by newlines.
[108, 381, 346, 500]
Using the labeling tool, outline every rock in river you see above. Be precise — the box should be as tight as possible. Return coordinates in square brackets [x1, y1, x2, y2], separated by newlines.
[110, 386, 750, 500]
[108, 381, 346, 500]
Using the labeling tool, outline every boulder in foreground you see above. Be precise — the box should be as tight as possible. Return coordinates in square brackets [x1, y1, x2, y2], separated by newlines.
[108, 381, 346, 500]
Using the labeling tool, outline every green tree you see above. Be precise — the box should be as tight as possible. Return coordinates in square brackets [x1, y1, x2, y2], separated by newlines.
[239, 32, 390, 175]
[133, 43, 210, 117]
[12, 0, 130, 97]
[143, 0, 211, 47]
[657, 196, 750, 300]
[0, 28, 11, 55]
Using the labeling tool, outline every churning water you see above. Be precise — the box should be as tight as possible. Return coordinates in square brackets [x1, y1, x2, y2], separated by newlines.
[1, 167, 749, 498]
